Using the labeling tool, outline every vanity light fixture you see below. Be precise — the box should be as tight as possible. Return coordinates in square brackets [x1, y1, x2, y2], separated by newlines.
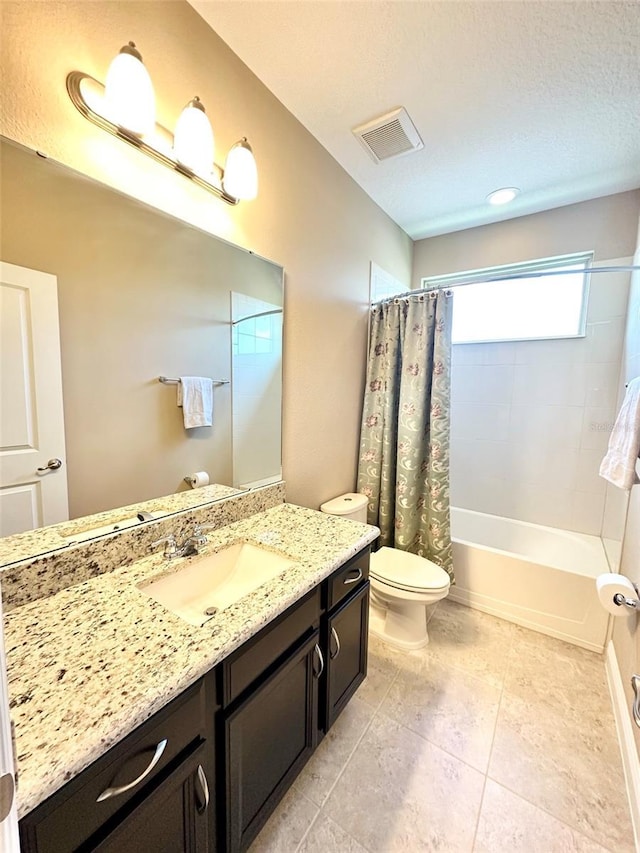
[103, 42, 155, 136]
[66, 41, 258, 205]
[173, 96, 214, 177]
[486, 187, 520, 205]
[223, 138, 258, 201]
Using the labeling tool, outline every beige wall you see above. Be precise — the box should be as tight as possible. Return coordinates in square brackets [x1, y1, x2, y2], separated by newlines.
[612, 217, 640, 758]
[412, 190, 640, 284]
[1, 139, 283, 518]
[0, 1, 412, 511]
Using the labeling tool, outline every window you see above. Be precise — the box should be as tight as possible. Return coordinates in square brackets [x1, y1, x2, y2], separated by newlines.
[421, 253, 592, 344]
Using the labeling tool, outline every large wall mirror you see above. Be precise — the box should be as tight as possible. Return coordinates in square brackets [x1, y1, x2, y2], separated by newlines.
[0, 137, 283, 556]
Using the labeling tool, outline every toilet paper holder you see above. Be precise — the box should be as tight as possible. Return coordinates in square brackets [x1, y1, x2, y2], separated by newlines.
[613, 589, 640, 611]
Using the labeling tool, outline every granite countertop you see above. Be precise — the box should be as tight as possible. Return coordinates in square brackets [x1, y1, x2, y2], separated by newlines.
[4, 503, 379, 818]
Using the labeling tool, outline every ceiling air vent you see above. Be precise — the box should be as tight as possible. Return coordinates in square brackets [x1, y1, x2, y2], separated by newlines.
[352, 107, 424, 164]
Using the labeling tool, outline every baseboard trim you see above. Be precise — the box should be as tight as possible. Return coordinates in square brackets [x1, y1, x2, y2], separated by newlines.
[605, 640, 640, 852]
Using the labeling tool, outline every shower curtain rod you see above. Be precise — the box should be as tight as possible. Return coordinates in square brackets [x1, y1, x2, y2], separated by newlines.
[374, 264, 640, 306]
[231, 308, 283, 326]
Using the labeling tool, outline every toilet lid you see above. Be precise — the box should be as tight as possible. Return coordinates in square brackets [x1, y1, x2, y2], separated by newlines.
[370, 547, 450, 592]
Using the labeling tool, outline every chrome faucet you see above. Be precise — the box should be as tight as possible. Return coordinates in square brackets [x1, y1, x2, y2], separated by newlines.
[150, 524, 215, 559]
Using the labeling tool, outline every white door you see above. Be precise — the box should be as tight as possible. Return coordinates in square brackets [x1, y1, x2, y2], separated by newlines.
[0, 591, 19, 851]
[0, 262, 68, 537]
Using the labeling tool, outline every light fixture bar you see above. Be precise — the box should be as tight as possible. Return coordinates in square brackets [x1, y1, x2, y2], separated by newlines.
[66, 70, 239, 205]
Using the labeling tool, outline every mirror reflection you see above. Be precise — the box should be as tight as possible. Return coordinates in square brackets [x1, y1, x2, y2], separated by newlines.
[0, 138, 283, 546]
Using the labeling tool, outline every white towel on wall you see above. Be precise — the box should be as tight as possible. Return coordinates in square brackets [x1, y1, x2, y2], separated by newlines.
[177, 376, 214, 429]
[599, 377, 640, 490]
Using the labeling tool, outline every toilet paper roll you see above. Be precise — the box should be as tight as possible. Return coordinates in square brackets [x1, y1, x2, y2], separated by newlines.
[185, 471, 209, 489]
[596, 573, 638, 616]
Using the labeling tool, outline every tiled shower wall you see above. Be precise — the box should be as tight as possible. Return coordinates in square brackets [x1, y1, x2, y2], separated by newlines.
[450, 259, 631, 534]
[232, 293, 283, 488]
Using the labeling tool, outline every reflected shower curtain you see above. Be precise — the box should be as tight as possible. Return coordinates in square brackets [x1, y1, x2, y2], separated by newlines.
[357, 290, 454, 580]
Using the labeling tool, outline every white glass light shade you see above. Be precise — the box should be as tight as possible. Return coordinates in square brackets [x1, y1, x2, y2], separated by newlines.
[223, 138, 258, 200]
[173, 97, 214, 175]
[104, 42, 155, 136]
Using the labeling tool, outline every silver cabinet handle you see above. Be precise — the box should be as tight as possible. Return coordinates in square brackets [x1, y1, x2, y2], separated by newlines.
[37, 457, 62, 472]
[330, 626, 341, 660]
[632, 675, 640, 728]
[343, 567, 363, 585]
[195, 764, 209, 814]
[313, 643, 324, 678]
[96, 738, 168, 802]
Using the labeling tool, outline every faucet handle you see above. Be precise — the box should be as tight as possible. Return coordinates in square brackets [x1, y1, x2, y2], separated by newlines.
[150, 534, 178, 558]
[189, 524, 212, 547]
[193, 523, 217, 534]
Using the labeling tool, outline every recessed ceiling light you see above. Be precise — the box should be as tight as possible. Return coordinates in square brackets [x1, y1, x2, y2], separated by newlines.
[486, 187, 519, 205]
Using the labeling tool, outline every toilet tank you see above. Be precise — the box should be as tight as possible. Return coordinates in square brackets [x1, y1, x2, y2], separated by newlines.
[320, 492, 368, 524]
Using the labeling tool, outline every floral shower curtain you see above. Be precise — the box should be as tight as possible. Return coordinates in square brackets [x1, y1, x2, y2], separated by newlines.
[357, 290, 454, 580]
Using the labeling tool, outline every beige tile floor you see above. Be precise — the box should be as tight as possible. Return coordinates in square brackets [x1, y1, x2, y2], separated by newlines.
[250, 600, 635, 853]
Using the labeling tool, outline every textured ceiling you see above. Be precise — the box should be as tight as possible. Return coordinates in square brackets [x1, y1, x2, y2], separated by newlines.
[190, 1, 640, 239]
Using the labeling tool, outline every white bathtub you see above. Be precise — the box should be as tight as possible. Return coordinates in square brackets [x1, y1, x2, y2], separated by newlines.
[450, 507, 611, 652]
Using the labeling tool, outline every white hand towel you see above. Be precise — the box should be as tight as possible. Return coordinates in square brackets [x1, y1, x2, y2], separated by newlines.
[177, 376, 214, 429]
[599, 377, 640, 490]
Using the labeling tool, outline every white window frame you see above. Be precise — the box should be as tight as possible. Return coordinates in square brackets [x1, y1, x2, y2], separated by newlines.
[421, 251, 593, 345]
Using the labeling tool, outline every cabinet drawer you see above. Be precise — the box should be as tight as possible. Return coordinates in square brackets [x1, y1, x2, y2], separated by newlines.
[93, 742, 212, 853]
[20, 678, 208, 853]
[325, 548, 370, 611]
[221, 586, 320, 707]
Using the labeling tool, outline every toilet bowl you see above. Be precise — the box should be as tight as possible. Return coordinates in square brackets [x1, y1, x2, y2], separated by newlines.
[319, 493, 451, 650]
[369, 546, 450, 649]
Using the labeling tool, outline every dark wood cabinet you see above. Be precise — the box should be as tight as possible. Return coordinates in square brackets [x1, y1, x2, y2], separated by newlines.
[223, 631, 321, 853]
[19, 545, 371, 853]
[324, 582, 369, 730]
[94, 744, 211, 853]
[19, 676, 215, 853]
[325, 548, 370, 611]
[220, 587, 321, 707]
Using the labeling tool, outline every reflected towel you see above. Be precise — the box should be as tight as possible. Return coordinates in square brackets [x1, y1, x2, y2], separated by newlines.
[599, 377, 640, 490]
[177, 376, 214, 429]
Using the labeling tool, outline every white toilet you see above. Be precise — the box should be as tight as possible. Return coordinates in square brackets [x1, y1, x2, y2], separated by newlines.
[320, 493, 451, 650]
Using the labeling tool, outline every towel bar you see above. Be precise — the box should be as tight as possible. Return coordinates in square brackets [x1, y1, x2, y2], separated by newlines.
[158, 376, 230, 385]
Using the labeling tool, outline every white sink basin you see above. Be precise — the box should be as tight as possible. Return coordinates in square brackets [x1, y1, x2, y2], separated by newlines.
[137, 542, 295, 626]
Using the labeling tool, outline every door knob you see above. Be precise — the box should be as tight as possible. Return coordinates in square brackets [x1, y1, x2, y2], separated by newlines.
[37, 458, 63, 473]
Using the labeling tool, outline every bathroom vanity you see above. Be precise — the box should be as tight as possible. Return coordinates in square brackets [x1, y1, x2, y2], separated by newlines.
[4, 500, 375, 853]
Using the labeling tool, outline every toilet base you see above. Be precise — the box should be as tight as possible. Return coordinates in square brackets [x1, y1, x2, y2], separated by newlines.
[369, 595, 430, 651]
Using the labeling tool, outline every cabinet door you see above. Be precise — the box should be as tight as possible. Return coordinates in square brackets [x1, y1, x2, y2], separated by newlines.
[224, 630, 321, 852]
[325, 582, 369, 730]
[93, 744, 212, 853]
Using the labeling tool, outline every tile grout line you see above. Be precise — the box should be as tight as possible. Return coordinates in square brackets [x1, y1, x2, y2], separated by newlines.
[371, 641, 508, 779]
[483, 770, 617, 853]
[483, 640, 619, 853]
[469, 632, 513, 851]
[293, 664, 400, 853]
